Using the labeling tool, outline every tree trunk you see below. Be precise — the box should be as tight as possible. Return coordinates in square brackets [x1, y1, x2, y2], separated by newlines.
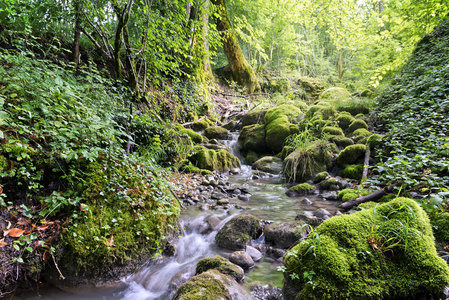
[339, 185, 396, 210]
[211, 0, 259, 93]
[72, 0, 81, 76]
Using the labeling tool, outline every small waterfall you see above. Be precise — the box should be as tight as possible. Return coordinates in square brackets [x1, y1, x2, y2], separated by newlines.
[115, 214, 235, 300]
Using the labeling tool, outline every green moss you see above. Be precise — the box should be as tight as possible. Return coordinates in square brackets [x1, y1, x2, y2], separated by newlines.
[173, 270, 232, 300]
[191, 119, 209, 131]
[320, 178, 342, 190]
[329, 135, 354, 149]
[306, 105, 325, 118]
[288, 183, 316, 193]
[348, 119, 369, 133]
[196, 256, 244, 281]
[289, 124, 300, 135]
[431, 212, 449, 243]
[180, 161, 212, 175]
[283, 198, 449, 299]
[355, 113, 367, 120]
[264, 104, 302, 124]
[342, 192, 358, 202]
[322, 126, 344, 136]
[340, 164, 364, 180]
[337, 188, 356, 200]
[62, 160, 180, 276]
[319, 87, 351, 106]
[245, 150, 259, 164]
[190, 147, 240, 171]
[204, 126, 229, 140]
[265, 115, 291, 152]
[238, 124, 267, 152]
[297, 77, 324, 100]
[241, 109, 267, 127]
[180, 128, 203, 144]
[313, 171, 329, 183]
[320, 106, 338, 120]
[336, 114, 355, 130]
[352, 128, 372, 138]
[215, 214, 262, 250]
[0, 155, 7, 172]
[283, 140, 333, 182]
[336, 144, 366, 167]
[367, 134, 381, 147]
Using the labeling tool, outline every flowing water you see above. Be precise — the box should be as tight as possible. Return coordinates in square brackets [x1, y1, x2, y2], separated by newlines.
[17, 133, 340, 300]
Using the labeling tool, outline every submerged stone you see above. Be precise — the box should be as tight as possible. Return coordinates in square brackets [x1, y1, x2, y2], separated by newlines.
[215, 214, 262, 250]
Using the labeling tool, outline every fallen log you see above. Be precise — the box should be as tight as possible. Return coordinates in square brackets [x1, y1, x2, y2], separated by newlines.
[339, 184, 396, 210]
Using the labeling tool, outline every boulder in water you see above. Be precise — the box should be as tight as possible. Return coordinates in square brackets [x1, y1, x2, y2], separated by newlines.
[196, 256, 244, 282]
[229, 251, 255, 270]
[204, 126, 230, 140]
[252, 156, 283, 174]
[215, 214, 262, 250]
[265, 221, 309, 249]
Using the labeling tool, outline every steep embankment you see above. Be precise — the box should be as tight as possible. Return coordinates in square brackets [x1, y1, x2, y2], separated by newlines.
[370, 15, 449, 212]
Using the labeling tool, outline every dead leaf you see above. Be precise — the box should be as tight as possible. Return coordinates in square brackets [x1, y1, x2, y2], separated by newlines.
[43, 251, 50, 263]
[17, 218, 31, 226]
[0, 185, 3, 194]
[104, 235, 115, 247]
[3, 228, 25, 238]
[0, 238, 7, 247]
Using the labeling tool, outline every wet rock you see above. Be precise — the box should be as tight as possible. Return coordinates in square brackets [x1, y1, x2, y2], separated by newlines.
[286, 183, 317, 197]
[204, 126, 230, 140]
[295, 211, 321, 227]
[265, 221, 308, 249]
[199, 215, 222, 234]
[211, 191, 227, 200]
[246, 245, 263, 262]
[314, 208, 332, 220]
[320, 178, 343, 191]
[238, 194, 251, 201]
[268, 247, 286, 258]
[196, 256, 244, 282]
[251, 284, 284, 300]
[229, 168, 240, 175]
[239, 124, 269, 152]
[215, 214, 262, 250]
[217, 198, 230, 205]
[199, 204, 210, 211]
[229, 251, 255, 270]
[252, 156, 283, 174]
[321, 191, 338, 201]
[173, 270, 252, 300]
[300, 198, 313, 205]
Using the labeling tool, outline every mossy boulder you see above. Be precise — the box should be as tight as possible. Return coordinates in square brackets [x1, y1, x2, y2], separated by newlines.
[190, 147, 240, 171]
[196, 256, 244, 282]
[340, 164, 364, 180]
[268, 77, 291, 93]
[322, 126, 344, 136]
[320, 178, 343, 191]
[337, 188, 370, 202]
[191, 119, 210, 131]
[297, 77, 324, 100]
[319, 87, 351, 105]
[329, 135, 354, 149]
[245, 150, 259, 164]
[264, 104, 302, 124]
[265, 115, 291, 153]
[306, 105, 325, 118]
[336, 144, 366, 167]
[313, 171, 329, 183]
[348, 119, 369, 133]
[286, 183, 316, 197]
[173, 269, 252, 300]
[204, 126, 229, 140]
[430, 212, 449, 243]
[283, 197, 449, 300]
[367, 133, 381, 147]
[215, 214, 262, 250]
[283, 141, 333, 182]
[238, 124, 268, 153]
[180, 127, 203, 144]
[336, 114, 355, 130]
[252, 156, 283, 174]
[265, 221, 309, 249]
[241, 109, 267, 127]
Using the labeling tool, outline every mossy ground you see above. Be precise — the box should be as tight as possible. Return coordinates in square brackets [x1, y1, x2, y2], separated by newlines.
[283, 198, 449, 299]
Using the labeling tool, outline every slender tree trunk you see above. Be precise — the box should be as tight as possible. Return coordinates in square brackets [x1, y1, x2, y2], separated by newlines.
[72, 0, 82, 76]
[211, 0, 259, 93]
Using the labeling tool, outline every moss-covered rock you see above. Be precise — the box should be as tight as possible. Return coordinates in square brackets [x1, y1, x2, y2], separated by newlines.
[352, 128, 372, 138]
[265, 221, 308, 249]
[252, 156, 283, 174]
[337, 188, 370, 201]
[264, 104, 302, 124]
[204, 126, 229, 140]
[320, 178, 342, 191]
[336, 114, 355, 130]
[283, 141, 333, 182]
[431, 212, 449, 243]
[289, 124, 300, 135]
[241, 109, 267, 127]
[245, 150, 259, 164]
[215, 214, 262, 250]
[322, 126, 344, 136]
[306, 105, 326, 118]
[268, 77, 291, 93]
[173, 269, 251, 300]
[338, 102, 371, 116]
[340, 164, 364, 180]
[336, 144, 366, 167]
[297, 77, 324, 100]
[196, 256, 244, 282]
[348, 119, 369, 133]
[265, 115, 291, 153]
[313, 171, 329, 183]
[329, 135, 354, 149]
[191, 119, 210, 131]
[286, 183, 316, 196]
[342, 192, 359, 202]
[190, 147, 240, 171]
[367, 133, 381, 147]
[238, 124, 268, 152]
[283, 197, 449, 300]
[180, 127, 203, 144]
[319, 87, 351, 105]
